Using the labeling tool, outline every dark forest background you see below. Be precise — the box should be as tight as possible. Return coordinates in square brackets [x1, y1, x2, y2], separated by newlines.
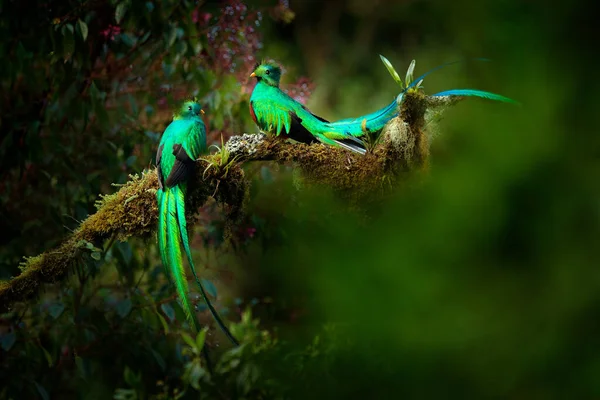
[1, 0, 599, 398]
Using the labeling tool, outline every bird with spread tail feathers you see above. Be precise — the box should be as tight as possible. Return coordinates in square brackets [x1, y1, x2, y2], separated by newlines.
[155, 100, 239, 353]
[248, 58, 516, 155]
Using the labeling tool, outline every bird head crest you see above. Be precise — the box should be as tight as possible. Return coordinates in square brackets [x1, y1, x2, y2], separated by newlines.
[250, 59, 283, 87]
[173, 97, 204, 119]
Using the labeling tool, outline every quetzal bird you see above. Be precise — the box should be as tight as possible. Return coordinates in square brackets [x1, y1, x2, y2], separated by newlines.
[249, 59, 516, 155]
[156, 100, 239, 348]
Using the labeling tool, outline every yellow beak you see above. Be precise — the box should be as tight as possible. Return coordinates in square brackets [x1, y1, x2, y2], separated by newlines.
[200, 109, 205, 115]
[250, 72, 256, 78]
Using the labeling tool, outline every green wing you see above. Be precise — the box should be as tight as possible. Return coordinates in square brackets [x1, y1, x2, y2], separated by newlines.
[251, 98, 293, 136]
[181, 122, 206, 161]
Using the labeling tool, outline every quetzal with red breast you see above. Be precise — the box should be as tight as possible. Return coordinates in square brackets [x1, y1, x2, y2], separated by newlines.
[248, 59, 516, 155]
[156, 100, 238, 348]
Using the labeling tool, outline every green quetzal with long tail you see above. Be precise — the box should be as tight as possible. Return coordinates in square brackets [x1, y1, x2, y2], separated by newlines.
[156, 100, 238, 348]
[249, 58, 516, 155]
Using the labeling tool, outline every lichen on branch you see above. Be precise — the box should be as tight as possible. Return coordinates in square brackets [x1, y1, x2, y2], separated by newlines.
[0, 92, 461, 311]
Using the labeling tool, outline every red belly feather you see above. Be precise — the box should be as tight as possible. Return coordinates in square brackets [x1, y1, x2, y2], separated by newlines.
[249, 101, 258, 124]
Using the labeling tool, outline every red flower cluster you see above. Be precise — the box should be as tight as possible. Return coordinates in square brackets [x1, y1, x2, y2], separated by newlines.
[100, 24, 121, 41]
[205, 0, 263, 76]
[284, 76, 315, 105]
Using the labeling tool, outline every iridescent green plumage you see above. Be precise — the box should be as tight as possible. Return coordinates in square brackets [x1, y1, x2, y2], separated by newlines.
[249, 59, 516, 154]
[249, 62, 368, 154]
[156, 100, 238, 351]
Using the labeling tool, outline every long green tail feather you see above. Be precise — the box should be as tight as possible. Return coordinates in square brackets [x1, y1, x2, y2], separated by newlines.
[161, 187, 214, 373]
[174, 184, 240, 346]
[157, 189, 169, 277]
[432, 89, 518, 104]
[165, 188, 200, 332]
[320, 59, 500, 141]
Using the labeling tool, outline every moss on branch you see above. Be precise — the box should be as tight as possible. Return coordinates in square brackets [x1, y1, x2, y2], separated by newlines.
[0, 92, 459, 311]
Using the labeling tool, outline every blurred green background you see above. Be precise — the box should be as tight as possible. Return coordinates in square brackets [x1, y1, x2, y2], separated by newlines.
[1, 0, 599, 398]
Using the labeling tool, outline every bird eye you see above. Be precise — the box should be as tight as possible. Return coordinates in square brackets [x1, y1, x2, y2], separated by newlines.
[265, 70, 270, 75]
[188, 106, 192, 111]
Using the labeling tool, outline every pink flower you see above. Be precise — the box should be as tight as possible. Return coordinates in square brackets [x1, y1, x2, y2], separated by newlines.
[200, 12, 212, 25]
[100, 25, 121, 41]
[285, 77, 314, 105]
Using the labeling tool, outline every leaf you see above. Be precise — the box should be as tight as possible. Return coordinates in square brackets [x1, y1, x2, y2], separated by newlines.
[75, 355, 89, 380]
[151, 349, 166, 371]
[77, 19, 88, 41]
[128, 94, 138, 115]
[212, 90, 221, 110]
[40, 344, 53, 367]
[160, 303, 175, 322]
[191, 38, 203, 55]
[125, 155, 137, 167]
[116, 298, 132, 318]
[115, 2, 128, 23]
[48, 302, 65, 319]
[1, 332, 16, 351]
[175, 40, 187, 56]
[117, 241, 133, 266]
[61, 25, 75, 61]
[238, 364, 260, 394]
[196, 327, 208, 350]
[33, 381, 49, 400]
[379, 54, 402, 86]
[114, 388, 136, 400]
[156, 312, 170, 335]
[139, 31, 151, 44]
[201, 278, 217, 298]
[89, 81, 100, 99]
[144, 105, 155, 118]
[405, 59, 416, 87]
[120, 32, 137, 47]
[186, 362, 206, 390]
[166, 25, 177, 48]
[185, 362, 206, 390]
[161, 62, 174, 78]
[123, 365, 140, 387]
[181, 332, 196, 350]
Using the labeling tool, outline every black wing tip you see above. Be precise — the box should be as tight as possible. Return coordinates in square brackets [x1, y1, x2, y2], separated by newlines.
[164, 160, 192, 188]
[172, 144, 194, 162]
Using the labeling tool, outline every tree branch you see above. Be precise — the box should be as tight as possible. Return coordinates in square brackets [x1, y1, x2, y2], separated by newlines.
[0, 92, 461, 311]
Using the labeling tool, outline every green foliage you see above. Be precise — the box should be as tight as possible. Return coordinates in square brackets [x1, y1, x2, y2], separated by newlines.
[201, 134, 241, 179]
[0, 0, 262, 277]
[380, 55, 423, 93]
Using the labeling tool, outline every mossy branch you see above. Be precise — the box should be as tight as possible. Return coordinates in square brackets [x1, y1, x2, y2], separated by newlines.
[0, 92, 461, 312]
